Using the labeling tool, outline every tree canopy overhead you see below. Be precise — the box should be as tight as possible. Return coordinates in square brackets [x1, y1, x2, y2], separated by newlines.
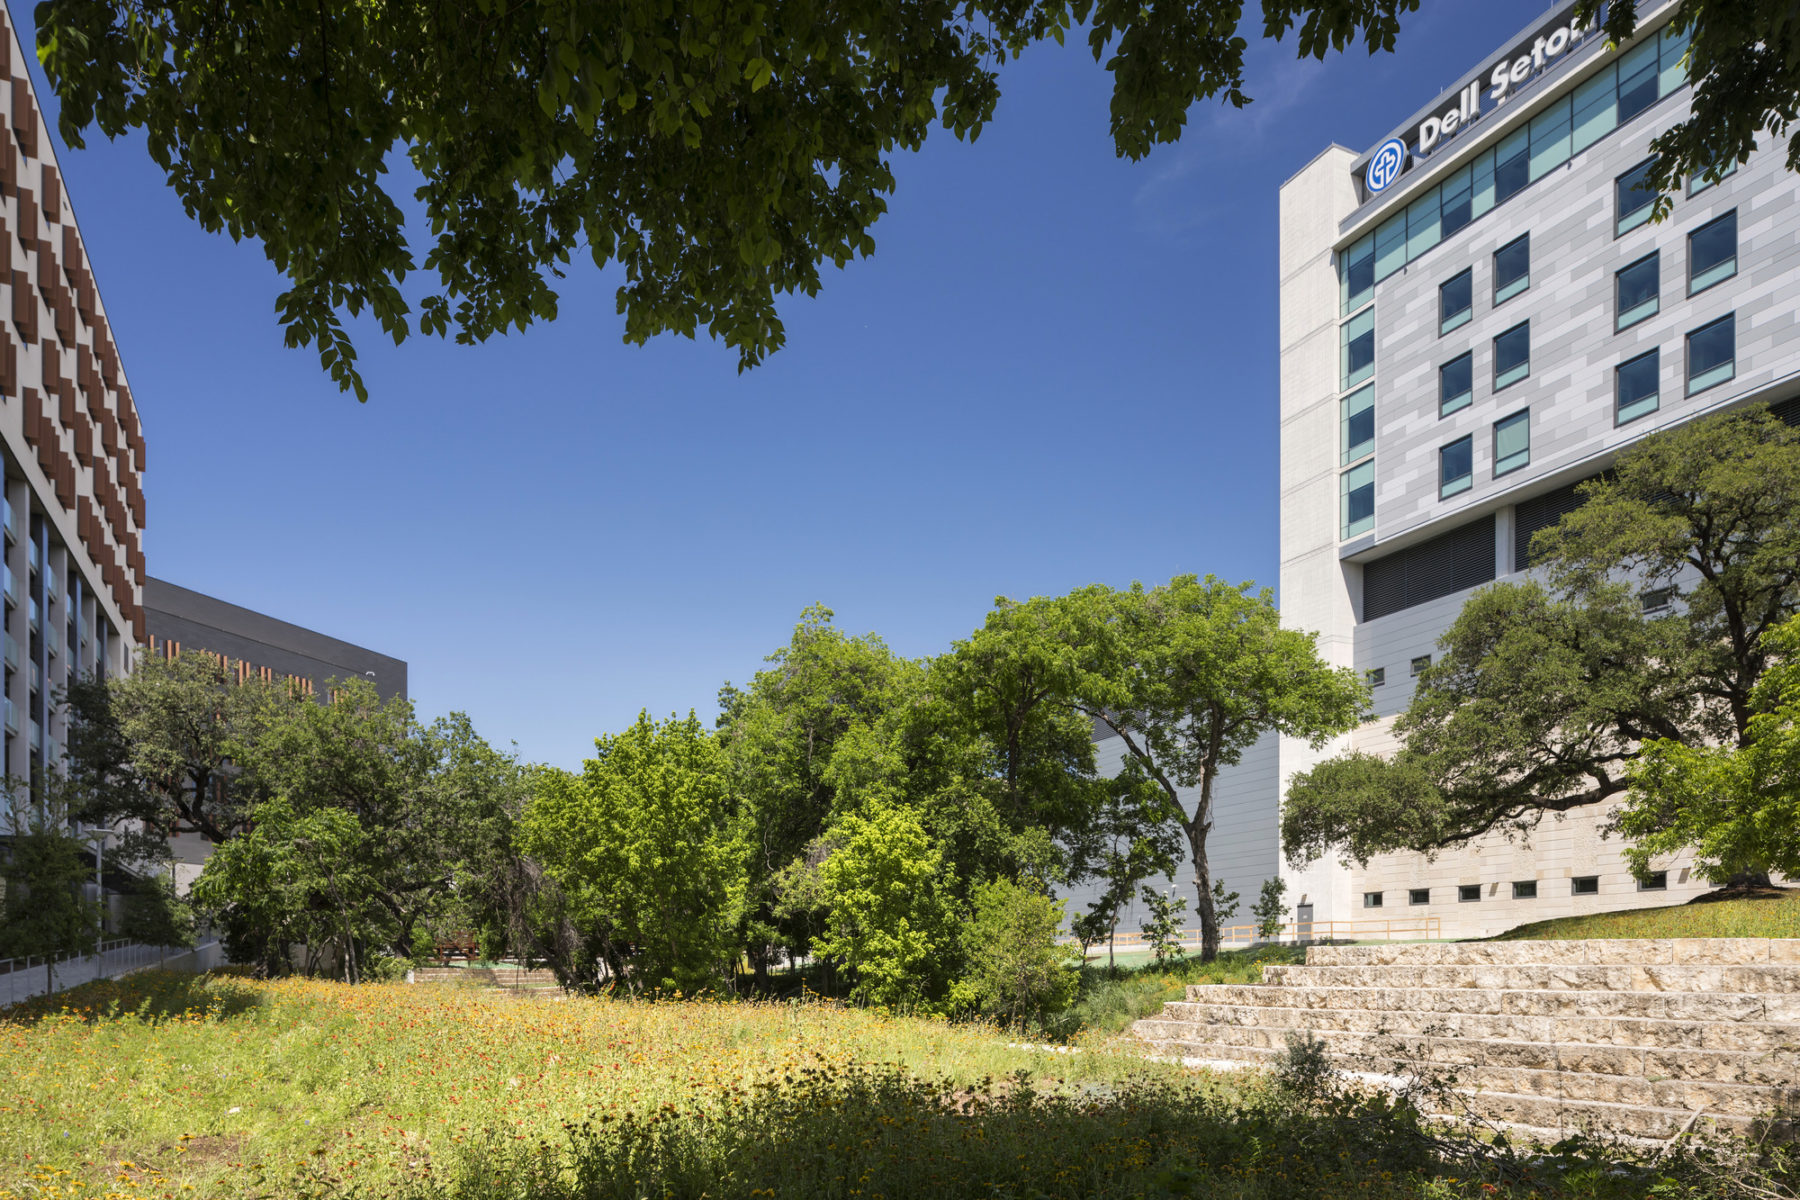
[33, 0, 1406, 398]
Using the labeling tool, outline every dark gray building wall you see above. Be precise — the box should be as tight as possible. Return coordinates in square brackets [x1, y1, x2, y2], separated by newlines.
[143, 578, 407, 701]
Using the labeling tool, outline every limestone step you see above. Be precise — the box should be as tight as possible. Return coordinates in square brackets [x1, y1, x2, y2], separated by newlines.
[1159, 1000, 1800, 1052]
[1132, 1021, 1800, 1093]
[1262, 962, 1800, 994]
[1135, 1037, 1783, 1133]
[1186, 982, 1800, 1022]
[1304, 939, 1800, 968]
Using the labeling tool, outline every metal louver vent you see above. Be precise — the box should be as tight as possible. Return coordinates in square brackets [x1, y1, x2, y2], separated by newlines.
[1514, 477, 1598, 570]
[1362, 514, 1496, 621]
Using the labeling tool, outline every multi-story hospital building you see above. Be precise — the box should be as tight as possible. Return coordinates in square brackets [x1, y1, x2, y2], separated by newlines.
[1274, 0, 1800, 938]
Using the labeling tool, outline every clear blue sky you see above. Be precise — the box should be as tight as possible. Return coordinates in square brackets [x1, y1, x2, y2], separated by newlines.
[17, 1, 1546, 770]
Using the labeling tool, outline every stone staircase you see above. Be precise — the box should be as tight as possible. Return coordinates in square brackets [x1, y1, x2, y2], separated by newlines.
[1133, 939, 1800, 1140]
[410, 965, 566, 998]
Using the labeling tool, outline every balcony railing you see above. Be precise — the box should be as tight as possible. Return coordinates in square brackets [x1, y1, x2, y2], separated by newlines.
[1064, 916, 1443, 954]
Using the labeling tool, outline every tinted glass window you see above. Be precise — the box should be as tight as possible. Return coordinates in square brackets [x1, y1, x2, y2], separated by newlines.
[1687, 315, 1735, 394]
[1342, 461, 1375, 538]
[1494, 323, 1530, 388]
[1616, 160, 1657, 234]
[1493, 410, 1529, 476]
[1439, 269, 1473, 333]
[1494, 128, 1530, 203]
[1439, 352, 1473, 416]
[1440, 436, 1473, 499]
[1616, 349, 1660, 423]
[1494, 235, 1530, 302]
[1341, 383, 1375, 464]
[1689, 210, 1737, 293]
[1342, 308, 1375, 388]
[1617, 38, 1660, 122]
[1616, 252, 1659, 330]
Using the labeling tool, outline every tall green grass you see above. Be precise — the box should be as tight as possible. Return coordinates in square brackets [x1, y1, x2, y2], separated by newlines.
[1056, 946, 1306, 1042]
[1491, 889, 1800, 941]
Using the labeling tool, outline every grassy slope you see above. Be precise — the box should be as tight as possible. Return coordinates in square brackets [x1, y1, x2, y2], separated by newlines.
[1490, 887, 1800, 941]
[1060, 946, 1308, 1042]
[0, 969, 1743, 1200]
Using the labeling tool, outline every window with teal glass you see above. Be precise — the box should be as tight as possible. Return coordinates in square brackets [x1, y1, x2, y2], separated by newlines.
[1348, 22, 1690, 289]
[1439, 352, 1473, 416]
[1341, 384, 1375, 465]
[1688, 211, 1736, 294]
[1440, 268, 1472, 334]
[1494, 234, 1529, 303]
[1529, 102, 1571, 181]
[1571, 69, 1617, 153]
[1494, 125, 1530, 203]
[1341, 234, 1374, 314]
[1686, 315, 1735, 394]
[1341, 307, 1375, 389]
[1342, 461, 1375, 538]
[1617, 38, 1660, 122]
[1616, 159, 1657, 234]
[1493, 409, 1530, 476]
[1439, 436, 1473, 499]
[1494, 322, 1530, 389]
[1616, 252, 1658, 330]
[1688, 158, 1737, 195]
[1616, 348, 1660, 423]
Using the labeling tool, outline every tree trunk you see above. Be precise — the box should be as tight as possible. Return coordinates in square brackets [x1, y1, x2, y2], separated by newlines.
[1191, 839, 1218, 963]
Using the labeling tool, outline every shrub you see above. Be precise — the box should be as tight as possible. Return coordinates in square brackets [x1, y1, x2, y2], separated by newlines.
[959, 877, 1078, 1029]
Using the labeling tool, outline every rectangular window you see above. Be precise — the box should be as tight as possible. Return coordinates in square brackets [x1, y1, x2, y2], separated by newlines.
[1340, 383, 1375, 465]
[1439, 268, 1473, 334]
[1341, 233, 1375, 314]
[1493, 235, 1530, 304]
[1638, 870, 1668, 891]
[1686, 314, 1735, 395]
[1572, 876, 1600, 895]
[1440, 435, 1473, 499]
[1512, 880, 1538, 900]
[1363, 892, 1384, 908]
[1494, 322, 1530, 389]
[1439, 352, 1473, 416]
[1494, 126, 1530, 204]
[1617, 38, 1660, 123]
[1341, 460, 1375, 539]
[1616, 252, 1659, 330]
[1688, 210, 1738, 294]
[1616, 159, 1657, 235]
[1458, 884, 1482, 903]
[1408, 888, 1430, 905]
[1493, 409, 1530, 477]
[1688, 158, 1738, 196]
[1571, 69, 1617, 153]
[1341, 307, 1375, 389]
[1367, 667, 1386, 687]
[1410, 654, 1431, 676]
[1375, 216, 1407, 282]
[1616, 348, 1661, 424]
[1440, 164, 1473, 238]
[1529, 103, 1571, 182]
[1641, 586, 1676, 613]
[1407, 191, 1442, 260]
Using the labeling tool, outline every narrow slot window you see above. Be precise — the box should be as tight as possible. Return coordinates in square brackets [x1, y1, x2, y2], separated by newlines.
[1408, 889, 1429, 905]
[1571, 876, 1599, 896]
[1458, 884, 1481, 902]
[1512, 880, 1538, 899]
[1341, 233, 1375, 314]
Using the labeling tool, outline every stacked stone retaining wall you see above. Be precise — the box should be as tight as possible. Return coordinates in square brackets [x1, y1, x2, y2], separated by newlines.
[1134, 939, 1800, 1140]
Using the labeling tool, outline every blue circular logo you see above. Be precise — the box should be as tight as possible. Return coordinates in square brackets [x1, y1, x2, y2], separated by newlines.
[1365, 138, 1408, 193]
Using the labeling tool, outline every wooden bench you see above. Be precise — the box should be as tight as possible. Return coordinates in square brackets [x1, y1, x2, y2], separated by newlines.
[433, 933, 480, 965]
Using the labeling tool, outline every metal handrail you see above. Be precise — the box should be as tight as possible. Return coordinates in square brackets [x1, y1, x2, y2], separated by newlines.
[0, 937, 135, 977]
[1063, 916, 1442, 950]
